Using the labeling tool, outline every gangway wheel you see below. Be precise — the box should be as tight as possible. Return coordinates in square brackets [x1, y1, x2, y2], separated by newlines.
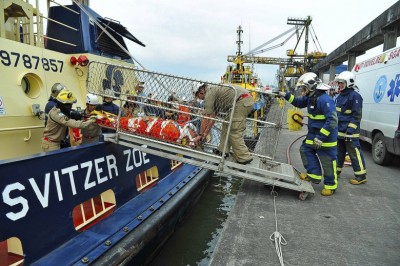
[299, 192, 309, 201]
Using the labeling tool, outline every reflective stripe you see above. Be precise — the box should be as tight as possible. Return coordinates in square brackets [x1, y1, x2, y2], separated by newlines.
[325, 159, 338, 190]
[355, 169, 367, 175]
[288, 94, 294, 103]
[336, 107, 352, 114]
[308, 173, 322, 180]
[324, 160, 338, 190]
[355, 147, 366, 174]
[338, 132, 360, 137]
[320, 128, 330, 136]
[309, 114, 326, 120]
[348, 123, 357, 129]
[321, 142, 337, 147]
[305, 139, 337, 147]
[337, 167, 342, 172]
[325, 183, 337, 190]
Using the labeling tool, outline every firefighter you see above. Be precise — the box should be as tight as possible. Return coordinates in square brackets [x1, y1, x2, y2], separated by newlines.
[276, 72, 338, 196]
[45, 83, 66, 126]
[195, 83, 254, 164]
[81, 93, 102, 144]
[335, 71, 367, 185]
[41, 89, 95, 152]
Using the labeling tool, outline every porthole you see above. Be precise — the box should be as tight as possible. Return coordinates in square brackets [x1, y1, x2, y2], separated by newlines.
[19, 73, 43, 99]
[21, 77, 30, 94]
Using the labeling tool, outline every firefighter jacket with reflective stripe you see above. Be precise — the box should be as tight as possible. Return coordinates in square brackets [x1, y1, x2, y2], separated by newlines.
[335, 88, 363, 138]
[285, 91, 338, 146]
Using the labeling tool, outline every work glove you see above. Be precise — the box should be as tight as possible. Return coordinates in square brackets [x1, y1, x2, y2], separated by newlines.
[312, 137, 323, 149]
[70, 110, 83, 120]
[272, 91, 286, 98]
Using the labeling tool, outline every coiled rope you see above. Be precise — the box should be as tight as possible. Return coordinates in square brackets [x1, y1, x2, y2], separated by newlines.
[269, 189, 287, 266]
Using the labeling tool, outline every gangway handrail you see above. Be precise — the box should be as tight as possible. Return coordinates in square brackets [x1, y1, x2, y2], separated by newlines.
[87, 62, 315, 199]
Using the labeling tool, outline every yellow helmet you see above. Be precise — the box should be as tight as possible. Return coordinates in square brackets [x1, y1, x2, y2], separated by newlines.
[56, 89, 77, 104]
[126, 88, 137, 96]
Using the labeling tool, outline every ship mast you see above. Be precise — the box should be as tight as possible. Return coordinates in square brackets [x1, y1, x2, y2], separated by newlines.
[234, 25, 244, 71]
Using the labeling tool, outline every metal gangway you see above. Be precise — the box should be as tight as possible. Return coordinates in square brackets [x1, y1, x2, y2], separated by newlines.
[86, 61, 314, 199]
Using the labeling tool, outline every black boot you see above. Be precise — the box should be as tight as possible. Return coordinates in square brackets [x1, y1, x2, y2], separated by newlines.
[213, 148, 229, 158]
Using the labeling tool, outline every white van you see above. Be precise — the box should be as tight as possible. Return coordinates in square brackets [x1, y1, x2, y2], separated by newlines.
[352, 46, 400, 165]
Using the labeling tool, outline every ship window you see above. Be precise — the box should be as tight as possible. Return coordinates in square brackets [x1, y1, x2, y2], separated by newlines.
[171, 159, 183, 170]
[21, 77, 30, 94]
[20, 73, 43, 99]
[0, 237, 24, 265]
[72, 189, 116, 232]
[232, 74, 242, 83]
[136, 166, 159, 192]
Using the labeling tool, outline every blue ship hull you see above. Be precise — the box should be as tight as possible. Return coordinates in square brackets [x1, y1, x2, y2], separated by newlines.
[0, 142, 211, 265]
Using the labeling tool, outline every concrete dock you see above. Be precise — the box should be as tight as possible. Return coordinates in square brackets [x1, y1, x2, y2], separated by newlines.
[209, 104, 400, 266]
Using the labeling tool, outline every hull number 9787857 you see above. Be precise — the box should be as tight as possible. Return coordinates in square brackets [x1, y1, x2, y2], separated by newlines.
[0, 50, 64, 72]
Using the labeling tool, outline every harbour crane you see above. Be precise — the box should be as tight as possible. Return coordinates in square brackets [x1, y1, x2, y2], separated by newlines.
[227, 16, 327, 89]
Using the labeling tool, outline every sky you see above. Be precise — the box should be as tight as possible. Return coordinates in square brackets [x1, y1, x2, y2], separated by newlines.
[53, 0, 399, 86]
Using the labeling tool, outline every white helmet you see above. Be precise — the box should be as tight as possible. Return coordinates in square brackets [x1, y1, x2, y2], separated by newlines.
[296, 72, 321, 90]
[86, 93, 99, 105]
[335, 71, 355, 88]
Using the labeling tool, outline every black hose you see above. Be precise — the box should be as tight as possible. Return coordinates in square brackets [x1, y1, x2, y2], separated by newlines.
[286, 134, 306, 165]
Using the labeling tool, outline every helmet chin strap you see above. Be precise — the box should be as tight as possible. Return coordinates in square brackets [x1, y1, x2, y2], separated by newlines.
[305, 88, 315, 97]
[57, 103, 73, 117]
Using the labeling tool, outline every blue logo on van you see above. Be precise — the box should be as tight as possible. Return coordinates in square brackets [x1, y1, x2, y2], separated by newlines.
[373, 75, 387, 103]
[387, 73, 400, 102]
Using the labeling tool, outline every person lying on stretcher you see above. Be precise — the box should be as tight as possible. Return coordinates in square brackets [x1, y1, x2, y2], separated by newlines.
[92, 110, 199, 147]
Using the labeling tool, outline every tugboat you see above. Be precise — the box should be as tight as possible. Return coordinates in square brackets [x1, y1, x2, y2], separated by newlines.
[0, 1, 210, 265]
[221, 25, 268, 142]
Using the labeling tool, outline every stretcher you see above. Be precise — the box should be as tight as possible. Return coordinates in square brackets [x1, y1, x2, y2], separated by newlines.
[86, 61, 315, 199]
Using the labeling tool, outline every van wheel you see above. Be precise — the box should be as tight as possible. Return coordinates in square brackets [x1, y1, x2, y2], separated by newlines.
[372, 132, 393, 165]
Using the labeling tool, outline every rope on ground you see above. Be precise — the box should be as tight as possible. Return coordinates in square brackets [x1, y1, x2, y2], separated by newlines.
[269, 133, 306, 266]
[269, 189, 287, 266]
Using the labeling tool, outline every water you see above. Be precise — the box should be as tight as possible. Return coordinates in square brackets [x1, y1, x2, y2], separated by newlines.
[148, 173, 242, 266]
